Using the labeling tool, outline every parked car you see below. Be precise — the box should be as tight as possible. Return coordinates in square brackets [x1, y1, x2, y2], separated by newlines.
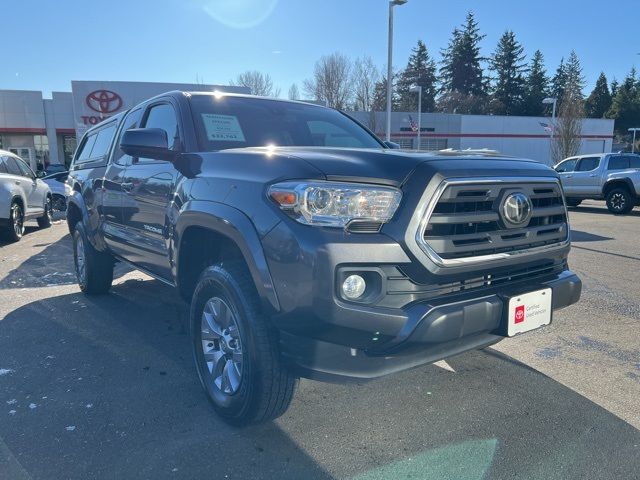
[554, 153, 640, 214]
[42, 171, 70, 211]
[66, 92, 581, 425]
[44, 164, 68, 176]
[0, 149, 53, 241]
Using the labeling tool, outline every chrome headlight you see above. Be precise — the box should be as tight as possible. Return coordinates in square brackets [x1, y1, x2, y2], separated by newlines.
[269, 181, 402, 227]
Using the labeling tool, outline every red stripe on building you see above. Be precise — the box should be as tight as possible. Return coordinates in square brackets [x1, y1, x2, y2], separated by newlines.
[0, 127, 47, 134]
[55, 128, 76, 134]
[379, 132, 614, 139]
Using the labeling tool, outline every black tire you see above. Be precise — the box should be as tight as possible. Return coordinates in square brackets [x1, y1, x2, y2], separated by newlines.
[73, 222, 114, 294]
[37, 196, 53, 228]
[2, 201, 24, 243]
[52, 194, 66, 212]
[565, 198, 582, 208]
[606, 188, 634, 215]
[190, 260, 297, 426]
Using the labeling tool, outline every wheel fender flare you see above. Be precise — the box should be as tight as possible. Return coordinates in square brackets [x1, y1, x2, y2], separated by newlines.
[174, 200, 280, 314]
[3, 185, 24, 218]
[66, 192, 102, 247]
[603, 178, 636, 197]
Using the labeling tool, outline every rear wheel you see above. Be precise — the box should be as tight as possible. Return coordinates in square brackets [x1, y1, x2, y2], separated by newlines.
[2, 202, 24, 242]
[52, 194, 66, 212]
[191, 261, 297, 426]
[73, 222, 114, 294]
[37, 196, 52, 228]
[565, 198, 582, 208]
[606, 188, 633, 215]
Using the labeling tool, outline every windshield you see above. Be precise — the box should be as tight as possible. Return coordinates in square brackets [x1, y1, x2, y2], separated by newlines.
[189, 94, 383, 151]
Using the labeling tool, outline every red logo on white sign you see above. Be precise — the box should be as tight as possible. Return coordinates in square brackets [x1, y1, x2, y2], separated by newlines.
[515, 305, 525, 324]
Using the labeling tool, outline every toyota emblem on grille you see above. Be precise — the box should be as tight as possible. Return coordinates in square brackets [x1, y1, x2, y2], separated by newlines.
[501, 192, 532, 226]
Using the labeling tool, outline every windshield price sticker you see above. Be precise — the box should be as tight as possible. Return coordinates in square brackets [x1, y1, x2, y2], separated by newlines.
[201, 114, 246, 142]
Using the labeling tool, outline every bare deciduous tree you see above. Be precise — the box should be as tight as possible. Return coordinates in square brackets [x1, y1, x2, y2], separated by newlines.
[352, 56, 380, 112]
[303, 52, 353, 109]
[231, 71, 281, 97]
[551, 82, 584, 164]
[288, 83, 300, 100]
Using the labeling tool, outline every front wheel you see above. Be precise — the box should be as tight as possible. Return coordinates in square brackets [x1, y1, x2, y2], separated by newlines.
[2, 202, 24, 242]
[37, 196, 52, 228]
[190, 261, 297, 426]
[73, 222, 114, 294]
[606, 188, 634, 215]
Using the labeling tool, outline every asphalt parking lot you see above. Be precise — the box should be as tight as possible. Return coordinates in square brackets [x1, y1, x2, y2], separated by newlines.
[0, 201, 639, 480]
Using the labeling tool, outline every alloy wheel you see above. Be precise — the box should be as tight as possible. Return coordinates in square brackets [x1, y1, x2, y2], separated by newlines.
[611, 193, 626, 211]
[200, 297, 244, 395]
[75, 235, 86, 284]
[12, 204, 24, 238]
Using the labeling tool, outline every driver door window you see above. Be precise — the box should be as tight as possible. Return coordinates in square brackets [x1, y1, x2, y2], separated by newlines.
[4, 157, 22, 176]
[138, 103, 179, 163]
[575, 157, 600, 172]
[15, 157, 34, 178]
[556, 159, 577, 173]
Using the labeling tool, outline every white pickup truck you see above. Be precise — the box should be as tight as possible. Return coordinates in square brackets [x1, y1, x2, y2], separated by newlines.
[554, 153, 640, 214]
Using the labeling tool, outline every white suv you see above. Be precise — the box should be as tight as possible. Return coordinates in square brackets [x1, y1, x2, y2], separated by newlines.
[0, 149, 52, 242]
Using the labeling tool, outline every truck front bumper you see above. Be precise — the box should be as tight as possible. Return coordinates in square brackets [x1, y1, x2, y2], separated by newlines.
[279, 270, 581, 381]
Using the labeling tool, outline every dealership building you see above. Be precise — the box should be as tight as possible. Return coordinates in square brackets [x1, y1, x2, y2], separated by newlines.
[0, 80, 614, 171]
[0, 81, 247, 171]
[349, 111, 614, 165]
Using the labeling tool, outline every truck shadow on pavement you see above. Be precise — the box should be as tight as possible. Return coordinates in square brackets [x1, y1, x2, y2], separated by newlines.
[0, 231, 131, 290]
[570, 205, 640, 217]
[0, 276, 639, 479]
[569, 230, 614, 243]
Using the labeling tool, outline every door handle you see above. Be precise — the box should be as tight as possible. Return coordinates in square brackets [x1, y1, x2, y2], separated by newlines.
[589, 174, 597, 177]
[15, 180, 20, 185]
[565, 175, 573, 178]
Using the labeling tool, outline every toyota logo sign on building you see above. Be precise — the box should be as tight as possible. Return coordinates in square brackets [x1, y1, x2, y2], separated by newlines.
[86, 89, 123, 114]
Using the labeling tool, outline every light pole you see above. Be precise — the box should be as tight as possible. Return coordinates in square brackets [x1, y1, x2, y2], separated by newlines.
[542, 97, 557, 164]
[629, 128, 640, 153]
[409, 84, 422, 150]
[386, 0, 407, 142]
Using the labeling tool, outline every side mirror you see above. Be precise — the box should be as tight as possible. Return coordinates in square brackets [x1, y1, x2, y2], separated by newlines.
[383, 141, 401, 149]
[36, 171, 46, 178]
[120, 128, 176, 162]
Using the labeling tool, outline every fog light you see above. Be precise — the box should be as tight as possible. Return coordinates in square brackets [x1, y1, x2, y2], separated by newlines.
[342, 274, 366, 299]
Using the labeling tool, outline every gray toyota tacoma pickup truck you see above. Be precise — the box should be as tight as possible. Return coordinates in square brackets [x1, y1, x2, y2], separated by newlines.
[554, 152, 640, 214]
[66, 91, 582, 425]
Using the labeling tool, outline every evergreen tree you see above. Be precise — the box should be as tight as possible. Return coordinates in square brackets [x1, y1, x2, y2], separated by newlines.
[371, 73, 399, 112]
[564, 50, 585, 100]
[550, 58, 567, 106]
[488, 30, 527, 115]
[585, 72, 612, 118]
[606, 68, 640, 134]
[610, 79, 619, 98]
[522, 50, 549, 116]
[439, 12, 486, 97]
[397, 40, 437, 112]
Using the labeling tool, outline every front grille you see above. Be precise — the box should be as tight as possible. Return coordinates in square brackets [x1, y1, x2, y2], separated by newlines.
[376, 260, 567, 309]
[418, 179, 568, 264]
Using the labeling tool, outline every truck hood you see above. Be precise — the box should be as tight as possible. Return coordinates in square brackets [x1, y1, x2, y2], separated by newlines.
[233, 147, 556, 186]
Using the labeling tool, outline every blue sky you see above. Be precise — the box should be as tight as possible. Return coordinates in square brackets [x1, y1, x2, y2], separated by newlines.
[2, 0, 638, 98]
